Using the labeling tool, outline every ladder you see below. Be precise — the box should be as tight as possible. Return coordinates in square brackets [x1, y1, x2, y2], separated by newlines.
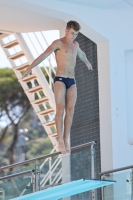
[0, 31, 58, 150]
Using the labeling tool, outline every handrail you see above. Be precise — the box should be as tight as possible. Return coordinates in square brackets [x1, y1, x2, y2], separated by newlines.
[99, 164, 133, 176]
[0, 170, 32, 181]
[0, 141, 97, 172]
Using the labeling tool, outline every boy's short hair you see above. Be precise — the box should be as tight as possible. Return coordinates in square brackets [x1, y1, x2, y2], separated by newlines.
[66, 20, 81, 31]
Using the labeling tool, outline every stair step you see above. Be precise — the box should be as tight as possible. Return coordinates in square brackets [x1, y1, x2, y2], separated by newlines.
[31, 97, 49, 104]
[49, 132, 58, 138]
[37, 108, 55, 115]
[2, 40, 18, 48]
[21, 74, 37, 82]
[26, 86, 43, 93]
[15, 63, 30, 71]
[43, 120, 55, 126]
[0, 33, 9, 40]
[9, 52, 25, 60]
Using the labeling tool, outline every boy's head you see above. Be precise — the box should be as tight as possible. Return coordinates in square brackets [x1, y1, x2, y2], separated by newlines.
[66, 20, 81, 32]
[65, 20, 81, 41]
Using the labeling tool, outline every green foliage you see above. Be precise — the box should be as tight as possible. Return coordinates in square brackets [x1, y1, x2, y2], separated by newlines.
[41, 67, 49, 82]
[0, 68, 25, 104]
[0, 107, 53, 165]
[0, 68, 53, 166]
[26, 137, 52, 159]
[40, 66, 57, 82]
[0, 68, 30, 122]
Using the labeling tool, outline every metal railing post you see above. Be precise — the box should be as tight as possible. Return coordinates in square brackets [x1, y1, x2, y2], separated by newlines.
[32, 169, 35, 193]
[101, 175, 105, 200]
[131, 169, 133, 200]
[91, 142, 96, 200]
[49, 157, 52, 184]
[35, 159, 39, 192]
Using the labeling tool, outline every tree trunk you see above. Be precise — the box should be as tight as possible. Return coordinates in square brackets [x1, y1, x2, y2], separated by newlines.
[8, 123, 18, 169]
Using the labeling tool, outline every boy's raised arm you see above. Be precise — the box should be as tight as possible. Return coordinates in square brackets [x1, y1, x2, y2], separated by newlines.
[22, 40, 59, 79]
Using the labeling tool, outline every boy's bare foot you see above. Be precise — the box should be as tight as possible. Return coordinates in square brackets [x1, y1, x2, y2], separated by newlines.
[64, 140, 71, 154]
[58, 139, 66, 155]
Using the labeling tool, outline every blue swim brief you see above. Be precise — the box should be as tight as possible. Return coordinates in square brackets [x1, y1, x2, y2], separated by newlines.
[54, 76, 76, 89]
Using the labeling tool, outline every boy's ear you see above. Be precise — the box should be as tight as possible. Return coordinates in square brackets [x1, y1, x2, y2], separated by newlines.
[65, 28, 68, 34]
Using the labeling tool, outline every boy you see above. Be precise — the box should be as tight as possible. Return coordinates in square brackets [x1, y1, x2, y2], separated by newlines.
[23, 20, 92, 154]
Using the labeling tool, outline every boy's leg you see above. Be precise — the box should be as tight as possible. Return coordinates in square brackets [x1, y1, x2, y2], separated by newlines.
[64, 84, 77, 153]
[54, 81, 66, 154]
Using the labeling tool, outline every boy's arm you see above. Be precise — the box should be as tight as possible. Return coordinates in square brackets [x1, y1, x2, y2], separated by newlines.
[22, 40, 59, 78]
[77, 43, 93, 70]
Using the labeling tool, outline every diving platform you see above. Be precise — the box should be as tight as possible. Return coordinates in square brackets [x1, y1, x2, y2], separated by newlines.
[0, 142, 116, 200]
[10, 179, 116, 200]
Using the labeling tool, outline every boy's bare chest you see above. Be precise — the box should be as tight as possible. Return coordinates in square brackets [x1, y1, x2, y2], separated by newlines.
[56, 43, 77, 57]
